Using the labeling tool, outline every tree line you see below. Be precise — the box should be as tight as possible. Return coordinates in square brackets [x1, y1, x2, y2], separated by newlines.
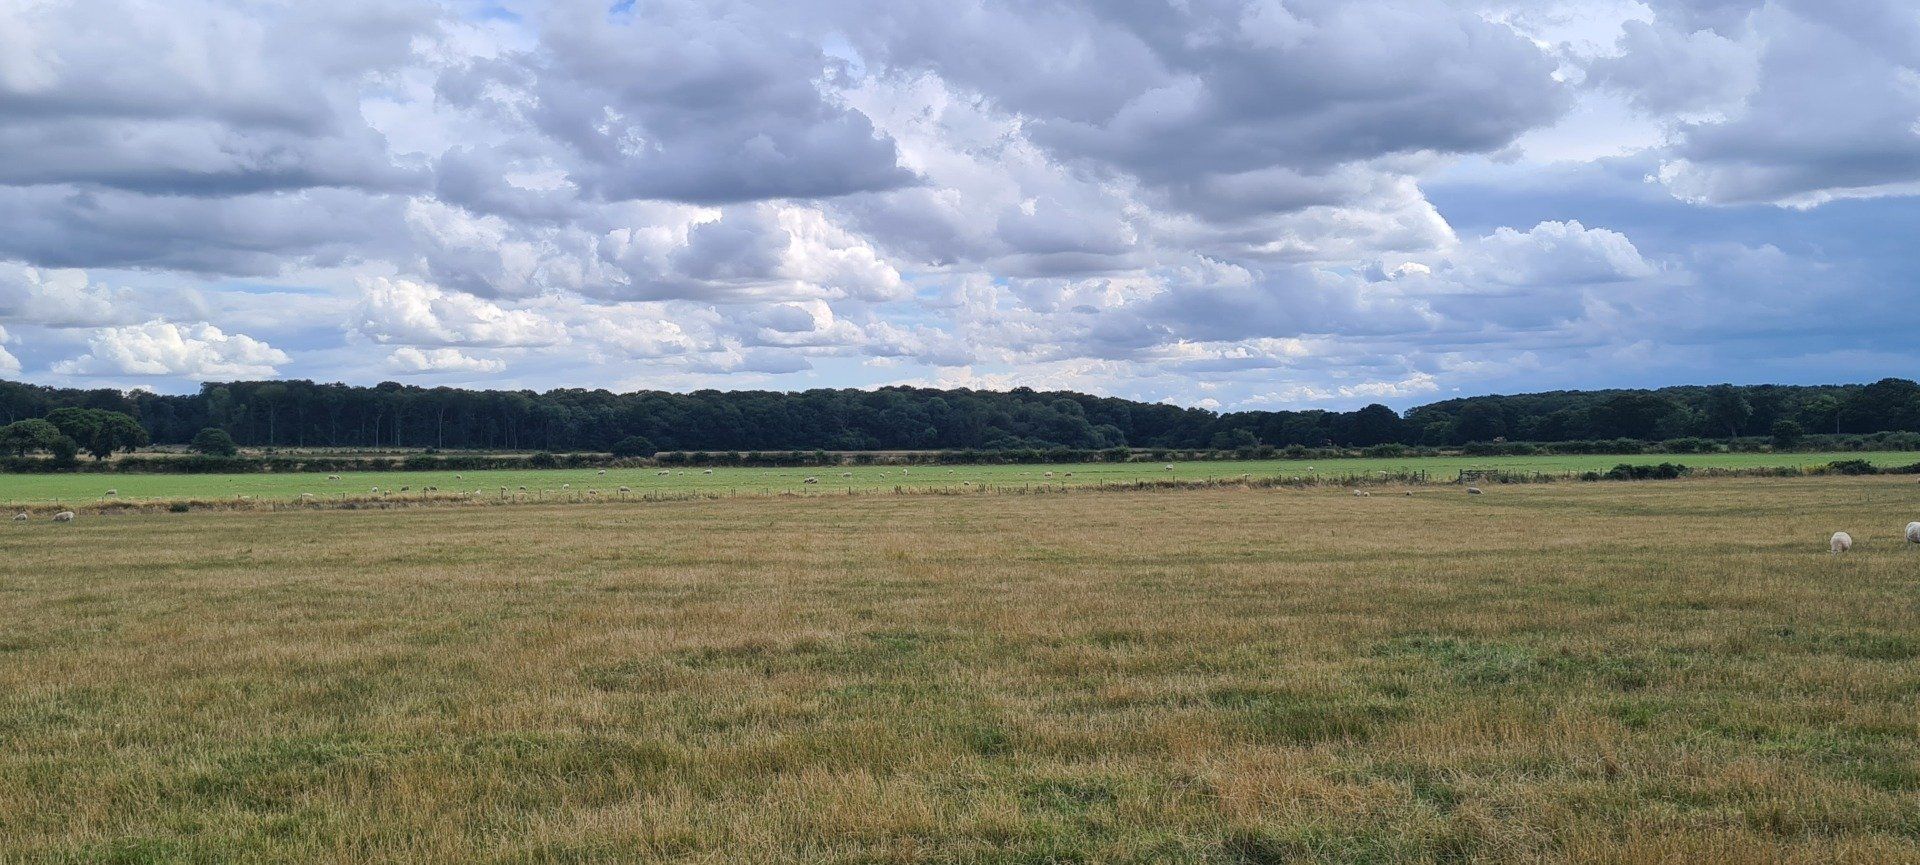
[2, 377, 1919, 454]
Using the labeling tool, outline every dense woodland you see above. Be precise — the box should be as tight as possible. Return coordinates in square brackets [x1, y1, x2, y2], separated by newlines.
[2, 378, 1919, 453]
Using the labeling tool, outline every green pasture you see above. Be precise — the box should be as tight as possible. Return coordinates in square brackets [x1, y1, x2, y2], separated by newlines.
[1, 450, 1912, 507]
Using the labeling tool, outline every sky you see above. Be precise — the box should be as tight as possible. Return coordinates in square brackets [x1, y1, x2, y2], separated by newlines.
[0, 0, 1916, 411]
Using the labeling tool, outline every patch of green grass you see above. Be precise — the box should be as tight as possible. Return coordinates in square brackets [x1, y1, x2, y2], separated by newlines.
[4, 450, 1913, 507]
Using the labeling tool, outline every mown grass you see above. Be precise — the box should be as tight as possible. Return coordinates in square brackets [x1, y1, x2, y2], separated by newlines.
[1, 476, 1917, 863]
[2, 450, 1916, 509]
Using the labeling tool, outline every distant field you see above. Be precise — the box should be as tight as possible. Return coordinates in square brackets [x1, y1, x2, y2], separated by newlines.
[0, 450, 1914, 508]
[3, 477, 1917, 862]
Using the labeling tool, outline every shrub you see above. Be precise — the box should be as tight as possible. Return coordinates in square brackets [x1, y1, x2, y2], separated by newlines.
[188, 427, 239, 457]
[1826, 459, 1879, 476]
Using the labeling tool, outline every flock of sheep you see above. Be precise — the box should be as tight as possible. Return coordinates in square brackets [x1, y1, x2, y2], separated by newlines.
[1833, 523, 1920, 553]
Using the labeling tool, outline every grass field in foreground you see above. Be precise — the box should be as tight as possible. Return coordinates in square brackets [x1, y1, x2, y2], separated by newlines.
[2, 450, 1915, 508]
[3, 477, 1919, 863]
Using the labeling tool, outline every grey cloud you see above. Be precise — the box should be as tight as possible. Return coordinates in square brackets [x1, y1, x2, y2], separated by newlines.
[440, 0, 915, 206]
[0, 186, 406, 275]
[1586, 20, 1759, 116]
[1657, 3, 1920, 206]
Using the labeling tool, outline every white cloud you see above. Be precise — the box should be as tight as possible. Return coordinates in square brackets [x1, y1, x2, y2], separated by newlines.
[387, 346, 506, 375]
[0, 262, 134, 327]
[52, 320, 290, 378]
[353, 276, 568, 347]
[0, 0, 1910, 404]
[0, 325, 20, 375]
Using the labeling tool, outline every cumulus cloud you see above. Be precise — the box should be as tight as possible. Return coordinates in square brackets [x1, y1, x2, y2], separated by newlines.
[0, 0, 1911, 408]
[52, 320, 290, 378]
[0, 263, 135, 327]
[387, 346, 506, 375]
[353, 277, 567, 347]
[0, 325, 19, 375]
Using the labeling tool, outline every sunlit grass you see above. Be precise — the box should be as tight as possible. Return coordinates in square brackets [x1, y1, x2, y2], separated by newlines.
[1, 476, 1917, 862]
[2, 450, 1914, 509]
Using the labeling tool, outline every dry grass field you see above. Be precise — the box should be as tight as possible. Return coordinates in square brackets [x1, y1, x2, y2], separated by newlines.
[2, 476, 1917, 863]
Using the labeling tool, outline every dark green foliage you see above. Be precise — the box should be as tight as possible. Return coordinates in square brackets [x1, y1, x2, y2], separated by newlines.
[1602, 463, 1691, 480]
[1825, 459, 1879, 475]
[609, 435, 655, 457]
[1770, 418, 1805, 450]
[44, 407, 148, 460]
[0, 418, 77, 460]
[188, 427, 239, 457]
[5, 376, 1920, 454]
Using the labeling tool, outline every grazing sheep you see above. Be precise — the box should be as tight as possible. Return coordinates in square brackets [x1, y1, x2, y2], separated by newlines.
[104, 489, 117, 497]
[618, 486, 632, 493]
[841, 472, 853, 478]
[1831, 531, 1853, 553]
[561, 483, 570, 489]
[371, 486, 380, 492]
[455, 474, 462, 479]
[300, 493, 314, 500]
[597, 469, 607, 475]
[803, 476, 819, 484]
[1404, 491, 1414, 496]
[52, 511, 75, 522]
[518, 485, 527, 491]
[12, 512, 27, 521]
[658, 470, 669, 476]
[703, 469, 714, 474]
[1164, 464, 1175, 471]
[1352, 489, 1369, 497]
[1044, 471, 1054, 478]
[400, 485, 410, 492]
[1466, 487, 1483, 495]
[327, 475, 341, 481]
[1907, 521, 1920, 545]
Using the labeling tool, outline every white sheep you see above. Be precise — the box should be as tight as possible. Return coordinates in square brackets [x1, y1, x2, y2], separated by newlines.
[803, 476, 819, 484]
[657, 470, 670, 476]
[703, 469, 713, 474]
[1164, 464, 1175, 471]
[1466, 487, 1483, 495]
[597, 469, 607, 475]
[561, 483, 570, 489]
[841, 472, 852, 477]
[327, 475, 340, 481]
[12, 513, 27, 521]
[1906, 521, 1920, 545]
[1352, 489, 1369, 497]
[1831, 531, 1853, 553]
[300, 493, 314, 499]
[1044, 471, 1054, 478]
[52, 511, 75, 522]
